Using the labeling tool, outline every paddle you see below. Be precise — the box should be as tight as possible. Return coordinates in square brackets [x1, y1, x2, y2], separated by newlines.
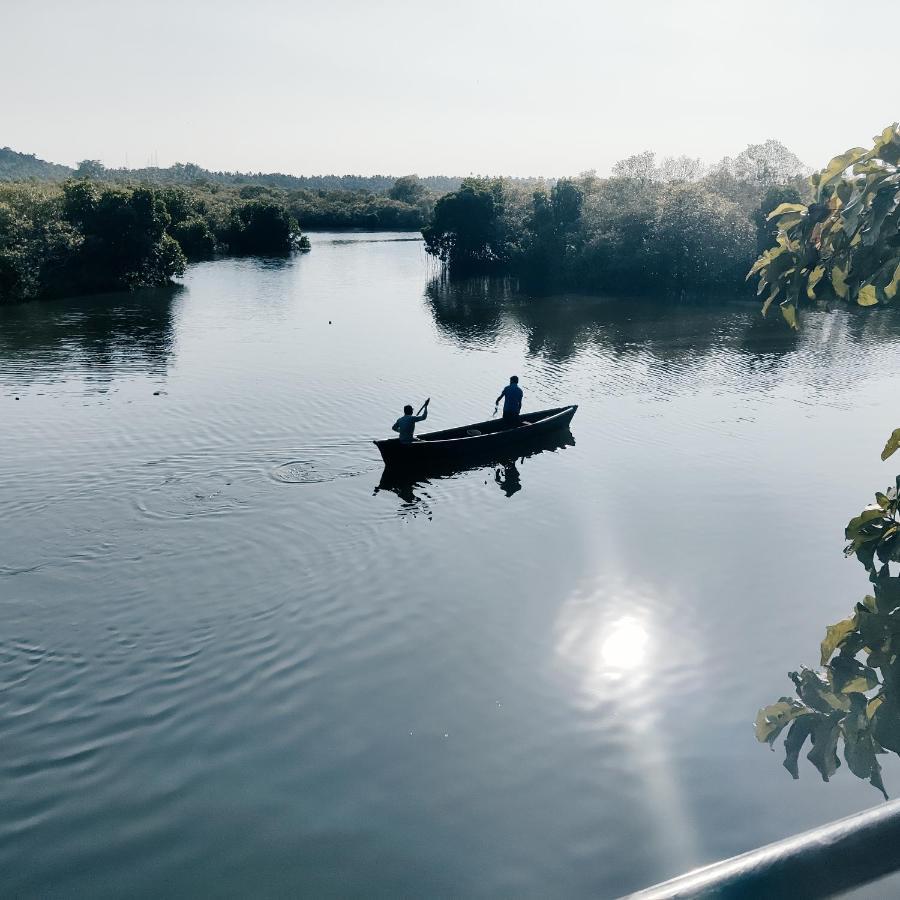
[417, 398, 430, 416]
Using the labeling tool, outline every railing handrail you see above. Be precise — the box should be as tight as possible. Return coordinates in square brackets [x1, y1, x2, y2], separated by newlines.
[625, 797, 900, 899]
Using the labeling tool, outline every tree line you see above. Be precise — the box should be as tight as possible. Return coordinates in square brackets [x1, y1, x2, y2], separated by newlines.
[0, 146, 464, 195]
[423, 140, 810, 295]
[0, 180, 308, 302]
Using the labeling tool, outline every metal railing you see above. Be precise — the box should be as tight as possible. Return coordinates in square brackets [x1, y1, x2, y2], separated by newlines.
[625, 798, 900, 899]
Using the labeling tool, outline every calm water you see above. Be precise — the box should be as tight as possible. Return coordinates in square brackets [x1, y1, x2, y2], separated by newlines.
[3, 232, 900, 898]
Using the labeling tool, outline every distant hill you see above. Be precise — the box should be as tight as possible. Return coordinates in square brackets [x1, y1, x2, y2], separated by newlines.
[0, 147, 73, 181]
[0, 146, 464, 194]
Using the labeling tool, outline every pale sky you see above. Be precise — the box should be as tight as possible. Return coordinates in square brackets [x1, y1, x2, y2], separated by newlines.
[3, 0, 897, 177]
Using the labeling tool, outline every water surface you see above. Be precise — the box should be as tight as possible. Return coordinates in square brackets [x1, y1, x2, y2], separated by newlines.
[3, 232, 900, 897]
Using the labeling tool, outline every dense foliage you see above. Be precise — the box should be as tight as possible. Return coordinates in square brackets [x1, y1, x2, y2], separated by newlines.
[0, 180, 309, 302]
[0, 147, 455, 230]
[0, 182, 185, 302]
[755, 125, 900, 796]
[423, 141, 808, 293]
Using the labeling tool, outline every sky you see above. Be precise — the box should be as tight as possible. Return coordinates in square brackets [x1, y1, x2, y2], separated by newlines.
[2, 0, 897, 177]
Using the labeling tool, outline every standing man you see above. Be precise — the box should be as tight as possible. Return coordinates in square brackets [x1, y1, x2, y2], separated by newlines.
[495, 375, 523, 424]
[392, 398, 429, 443]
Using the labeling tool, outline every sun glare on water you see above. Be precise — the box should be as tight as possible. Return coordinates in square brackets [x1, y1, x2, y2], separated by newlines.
[600, 617, 650, 671]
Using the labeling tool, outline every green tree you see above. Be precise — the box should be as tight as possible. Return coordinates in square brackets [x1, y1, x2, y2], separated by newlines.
[74, 159, 107, 180]
[648, 183, 755, 290]
[225, 200, 300, 255]
[389, 175, 427, 205]
[0, 185, 81, 302]
[521, 179, 584, 283]
[422, 179, 511, 273]
[62, 181, 185, 290]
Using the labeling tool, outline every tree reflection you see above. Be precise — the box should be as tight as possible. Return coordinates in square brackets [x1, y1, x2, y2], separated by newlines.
[0, 285, 180, 391]
[424, 273, 900, 379]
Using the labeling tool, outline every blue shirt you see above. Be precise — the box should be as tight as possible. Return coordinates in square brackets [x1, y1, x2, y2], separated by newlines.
[499, 383, 523, 415]
[393, 410, 427, 443]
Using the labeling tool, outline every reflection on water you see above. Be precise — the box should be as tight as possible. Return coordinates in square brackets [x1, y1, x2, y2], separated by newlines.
[0, 285, 179, 392]
[426, 271, 900, 372]
[374, 430, 576, 517]
[6, 234, 900, 898]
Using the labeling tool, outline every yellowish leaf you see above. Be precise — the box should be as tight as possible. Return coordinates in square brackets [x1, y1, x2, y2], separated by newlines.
[882, 428, 900, 461]
[821, 614, 858, 665]
[858, 284, 878, 307]
[776, 213, 805, 231]
[873, 123, 900, 153]
[754, 700, 809, 745]
[832, 265, 849, 298]
[807, 265, 825, 299]
[761, 286, 780, 317]
[818, 148, 868, 196]
[747, 246, 784, 279]
[884, 263, 900, 300]
[781, 302, 797, 329]
[766, 202, 807, 221]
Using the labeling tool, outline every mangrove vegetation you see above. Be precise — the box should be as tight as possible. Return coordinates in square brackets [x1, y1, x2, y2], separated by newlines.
[422, 140, 809, 295]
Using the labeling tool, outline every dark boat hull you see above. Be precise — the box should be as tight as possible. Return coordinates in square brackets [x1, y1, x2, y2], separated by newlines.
[374, 404, 578, 468]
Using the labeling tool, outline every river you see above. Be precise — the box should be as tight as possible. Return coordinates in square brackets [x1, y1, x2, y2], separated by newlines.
[3, 232, 900, 897]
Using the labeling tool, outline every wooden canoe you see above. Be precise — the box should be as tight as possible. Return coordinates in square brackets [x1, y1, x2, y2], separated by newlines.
[374, 404, 578, 468]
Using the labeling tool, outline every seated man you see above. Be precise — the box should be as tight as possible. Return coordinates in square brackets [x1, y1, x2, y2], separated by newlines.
[495, 375, 523, 424]
[392, 399, 429, 443]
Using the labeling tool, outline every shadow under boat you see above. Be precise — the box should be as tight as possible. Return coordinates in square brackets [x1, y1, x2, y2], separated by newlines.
[374, 427, 577, 508]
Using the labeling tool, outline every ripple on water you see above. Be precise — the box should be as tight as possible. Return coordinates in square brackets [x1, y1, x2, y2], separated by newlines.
[133, 471, 252, 520]
[270, 441, 379, 484]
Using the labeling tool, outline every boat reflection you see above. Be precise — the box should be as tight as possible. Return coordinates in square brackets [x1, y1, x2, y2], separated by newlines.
[374, 429, 575, 517]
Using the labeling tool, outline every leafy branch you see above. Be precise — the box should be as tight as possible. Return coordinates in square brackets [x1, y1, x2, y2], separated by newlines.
[753, 125, 900, 796]
[747, 123, 900, 328]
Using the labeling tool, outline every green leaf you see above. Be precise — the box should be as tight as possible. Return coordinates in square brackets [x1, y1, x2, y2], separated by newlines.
[755, 698, 812, 746]
[828, 653, 879, 694]
[843, 694, 889, 799]
[874, 699, 900, 753]
[791, 668, 850, 713]
[846, 507, 888, 539]
[783, 715, 818, 779]
[807, 715, 842, 782]
[821, 614, 859, 665]
[881, 429, 900, 461]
